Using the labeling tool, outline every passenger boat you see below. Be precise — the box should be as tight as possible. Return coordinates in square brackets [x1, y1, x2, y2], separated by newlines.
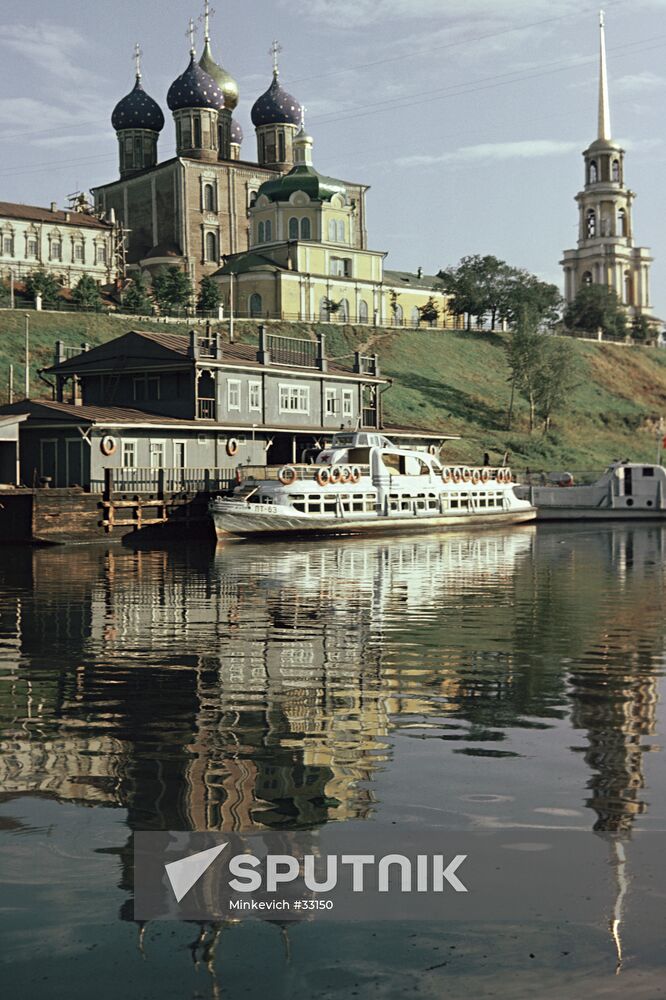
[516, 460, 666, 520]
[209, 432, 536, 538]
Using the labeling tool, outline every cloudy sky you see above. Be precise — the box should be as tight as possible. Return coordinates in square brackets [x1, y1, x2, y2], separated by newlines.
[2, 0, 666, 312]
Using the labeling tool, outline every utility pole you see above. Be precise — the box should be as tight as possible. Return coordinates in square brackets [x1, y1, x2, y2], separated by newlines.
[24, 314, 29, 399]
[229, 273, 235, 343]
[9, 270, 14, 310]
[8, 365, 13, 404]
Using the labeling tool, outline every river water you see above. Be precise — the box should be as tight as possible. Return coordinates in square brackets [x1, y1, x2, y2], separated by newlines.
[1, 524, 665, 999]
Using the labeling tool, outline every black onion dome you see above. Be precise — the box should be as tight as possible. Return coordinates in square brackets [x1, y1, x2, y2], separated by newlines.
[251, 72, 301, 127]
[230, 118, 243, 144]
[167, 55, 225, 112]
[112, 78, 165, 132]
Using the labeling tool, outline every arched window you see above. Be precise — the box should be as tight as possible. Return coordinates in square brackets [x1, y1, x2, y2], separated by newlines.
[205, 232, 217, 262]
[589, 160, 598, 183]
[319, 296, 330, 321]
[339, 298, 350, 323]
[204, 184, 215, 212]
[612, 159, 620, 183]
[617, 207, 627, 237]
[393, 303, 404, 327]
[411, 306, 420, 327]
[265, 219, 272, 242]
[586, 209, 596, 238]
[249, 292, 263, 317]
[258, 221, 265, 244]
[193, 116, 202, 148]
[582, 271, 593, 287]
[337, 220, 345, 242]
[624, 270, 634, 306]
[288, 217, 299, 240]
[300, 217, 311, 240]
[328, 220, 336, 242]
[358, 300, 369, 324]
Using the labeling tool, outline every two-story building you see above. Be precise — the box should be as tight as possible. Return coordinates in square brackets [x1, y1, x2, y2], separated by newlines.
[0, 325, 449, 492]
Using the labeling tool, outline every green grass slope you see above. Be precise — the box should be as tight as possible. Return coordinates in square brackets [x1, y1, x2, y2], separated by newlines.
[2, 310, 666, 473]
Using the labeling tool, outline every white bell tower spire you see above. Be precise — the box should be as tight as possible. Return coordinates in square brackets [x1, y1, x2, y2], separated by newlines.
[598, 10, 611, 141]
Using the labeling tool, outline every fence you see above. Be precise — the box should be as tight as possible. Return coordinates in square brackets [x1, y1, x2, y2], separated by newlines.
[266, 333, 319, 368]
[91, 466, 237, 495]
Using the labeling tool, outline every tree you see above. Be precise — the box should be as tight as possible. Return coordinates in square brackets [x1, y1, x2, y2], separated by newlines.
[535, 339, 578, 433]
[499, 271, 562, 329]
[25, 269, 60, 305]
[152, 266, 193, 313]
[123, 271, 153, 314]
[505, 312, 545, 431]
[198, 275, 221, 313]
[418, 297, 439, 326]
[439, 255, 504, 330]
[72, 273, 102, 310]
[564, 285, 626, 340]
[0, 280, 9, 306]
[631, 314, 651, 343]
[505, 310, 577, 433]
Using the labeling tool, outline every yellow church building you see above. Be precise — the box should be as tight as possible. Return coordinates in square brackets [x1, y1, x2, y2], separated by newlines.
[213, 121, 455, 328]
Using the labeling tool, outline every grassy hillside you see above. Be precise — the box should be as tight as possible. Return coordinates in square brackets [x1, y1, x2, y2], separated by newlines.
[2, 309, 666, 473]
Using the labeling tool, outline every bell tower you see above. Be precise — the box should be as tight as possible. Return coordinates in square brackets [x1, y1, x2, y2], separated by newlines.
[561, 12, 653, 319]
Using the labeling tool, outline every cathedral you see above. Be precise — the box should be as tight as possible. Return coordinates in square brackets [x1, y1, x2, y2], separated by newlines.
[92, 3, 452, 327]
[561, 14, 653, 320]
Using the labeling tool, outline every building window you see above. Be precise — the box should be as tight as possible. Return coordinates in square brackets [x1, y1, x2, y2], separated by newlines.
[411, 306, 420, 327]
[227, 379, 241, 410]
[342, 389, 353, 418]
[205, 231, 217, 261]
[278, 131, 286, 163]
[173, 441, 187, 468]
[26, 237, 38, 258]
[328, 219, 336, 242]
[582, 271, 593, 287]
[586, 209, 596, 239]
[193, 116, 202, 148]
[393, 303, 404, 327]
[2, 235, 14, 256]
[122, 440, 137, 468]
[325, 389, 337, 415]
[249, 292, 263, 317]
[265, 219, 272, 242]
[204, 183, 215, 211]
[358, 300, 369, 324]
[95, 245, 107, 265]
[50, 238, 62, 261]
[337, 220, 345, 242]
[300, 218, 311, 240]
[133, 375, 161, 401]
[279, 384, 310, 414]
[617, 207, 627, 237]
[612, 159, 620, 182]
[288, 217, 299, 240]
[258, 221, 265, 243]
[149, 441, 165, 468]
[73, 242, 84, 263]
[329, 257, 351, 278]
[249, 381, 261, 411]
[589, 160, 598, 183]
[320, 297, 329, 321]
[339, 298, 350, 323]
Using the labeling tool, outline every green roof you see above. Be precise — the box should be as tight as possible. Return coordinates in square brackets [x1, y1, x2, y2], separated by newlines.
[257, 164, 347, 204]
[384, 269, 445, 292]
[215, 250, 287, 275]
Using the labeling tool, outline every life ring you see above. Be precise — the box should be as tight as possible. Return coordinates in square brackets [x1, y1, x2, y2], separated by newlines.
[329, 466, 342, 484]
[461, 467, 472, 483]
[316, 467, 331, 487]
[226, 438, 239, 457]
[278, 466, 297, 485]
[496, 469, 505, 484]
[339, 465, 352, 484]
[481, 468, 490, 483]
[471, 469, 481, 485]
[441, 466, 452, 484]
[505, 470, 513, 484]
[100, 435, 116, 456]
[429, 445, 438, 456]
[452, 467, 462, 484]
[350, 466, 361, 484]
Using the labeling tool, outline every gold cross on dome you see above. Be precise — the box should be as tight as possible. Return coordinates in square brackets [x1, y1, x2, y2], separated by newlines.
[186, 18, 197, 53]
[133, 42, 143, 79]
[200, 0, 216, 40]
[270, 40, 282, 75]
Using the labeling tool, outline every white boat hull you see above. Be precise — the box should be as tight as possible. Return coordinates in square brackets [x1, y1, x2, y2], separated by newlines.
[210, 499, 536, 539]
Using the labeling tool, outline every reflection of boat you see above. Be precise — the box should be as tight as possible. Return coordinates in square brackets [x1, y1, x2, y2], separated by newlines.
[517, 461, 666, 520]
[209, 432, 535, 538]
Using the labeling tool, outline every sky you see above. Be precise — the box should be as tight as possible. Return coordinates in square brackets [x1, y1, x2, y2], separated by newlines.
[2, 0, 666, 313]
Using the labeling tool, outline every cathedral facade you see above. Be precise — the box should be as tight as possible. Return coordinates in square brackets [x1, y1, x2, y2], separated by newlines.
[92, 12, 369, 290]
[561, 14, 653, 320]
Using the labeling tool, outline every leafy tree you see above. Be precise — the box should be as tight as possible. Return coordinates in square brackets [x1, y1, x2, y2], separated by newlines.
[564, 285, 626, 340]
[439, 255, 503, 329]
[419, 297, 439, 325]
[152, 266, 193, 312]
[505, 310, 577, 433]
[198, 275, 221, 312]
[72, 273, 102, 310]
[631, 314, 651, 343]
[123, 271, 153, 314]
[499, 271, 562, 329]
[322, 297, 341, 317]
[25, 269, 60, 305]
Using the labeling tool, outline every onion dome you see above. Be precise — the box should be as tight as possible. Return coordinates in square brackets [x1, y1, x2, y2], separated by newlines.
[167, 55, 225, 112]
[199, 39, 239, 111]
[230, 118, 243, 145]
[251, 71, 301, 127]
[112, 77, 165, 132]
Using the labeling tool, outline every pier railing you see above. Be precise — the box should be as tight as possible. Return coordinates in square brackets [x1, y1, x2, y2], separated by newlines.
[239, 464, 372, 483]
[93, 466, 237, 496]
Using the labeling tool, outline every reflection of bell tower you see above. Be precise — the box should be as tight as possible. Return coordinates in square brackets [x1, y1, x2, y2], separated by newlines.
[561, 13, 653, 320]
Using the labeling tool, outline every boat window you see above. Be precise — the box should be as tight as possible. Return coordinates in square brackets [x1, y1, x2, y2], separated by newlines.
[642, 467, 654, 477]
[383, 453, 401, 475]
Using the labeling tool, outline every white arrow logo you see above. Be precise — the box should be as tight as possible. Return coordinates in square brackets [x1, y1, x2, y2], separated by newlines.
[165, 843, 228, 902]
